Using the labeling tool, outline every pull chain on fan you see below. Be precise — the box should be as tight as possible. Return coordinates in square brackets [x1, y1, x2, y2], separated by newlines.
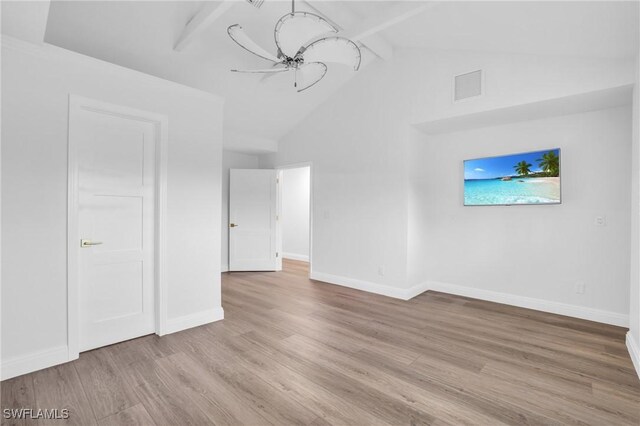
[228, 0, 361, 92]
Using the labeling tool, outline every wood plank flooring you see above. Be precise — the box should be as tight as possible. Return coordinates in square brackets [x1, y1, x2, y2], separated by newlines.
[2, 259, 639, 425]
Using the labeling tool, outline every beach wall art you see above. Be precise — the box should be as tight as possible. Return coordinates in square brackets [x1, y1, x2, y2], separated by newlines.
[464, 149, 561, 206]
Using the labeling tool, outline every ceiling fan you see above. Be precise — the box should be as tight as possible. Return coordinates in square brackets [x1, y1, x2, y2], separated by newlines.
[228, 0, 362, 92]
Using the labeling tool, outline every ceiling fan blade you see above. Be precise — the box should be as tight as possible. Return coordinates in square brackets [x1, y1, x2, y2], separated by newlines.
[259, 63, 290, 83]
[231, 67, 291, 73]
[302, 37, 362, 71]
[296, 62, 327, 92]
[228, 24, 280, 63]
[275, 12, 337, 59]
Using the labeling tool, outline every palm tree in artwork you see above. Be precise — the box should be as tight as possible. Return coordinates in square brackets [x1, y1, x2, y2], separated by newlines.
[514, 161, 532, 176]
[537, 151, 559, 176]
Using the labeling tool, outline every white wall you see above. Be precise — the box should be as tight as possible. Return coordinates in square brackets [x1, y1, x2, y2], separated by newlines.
[221, 150, 260, 271]
[1, 38, 224, 378]
[261, 54, 413, 296]
[262, 47, 635, 301]
[408, 50, 635, 126]
[629, 54, 640, 376]
[281, 167, 310, 261]
[414, 107, 632, 323]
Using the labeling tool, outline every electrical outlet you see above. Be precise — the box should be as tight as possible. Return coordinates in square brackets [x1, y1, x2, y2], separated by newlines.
[575, 282, 585, 294]
[378, 266, 385, 276]
[595, 216, 606, 227]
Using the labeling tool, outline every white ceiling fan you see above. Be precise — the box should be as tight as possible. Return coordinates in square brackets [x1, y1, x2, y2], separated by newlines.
[228, 0, 362, 92]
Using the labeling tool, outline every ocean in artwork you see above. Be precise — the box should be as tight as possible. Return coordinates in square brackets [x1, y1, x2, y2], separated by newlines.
[464, 149, 561, 206]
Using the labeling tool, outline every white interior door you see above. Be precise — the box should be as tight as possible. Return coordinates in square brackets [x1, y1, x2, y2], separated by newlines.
[229, 169, 278, 271]
[76, 107, 156, 352]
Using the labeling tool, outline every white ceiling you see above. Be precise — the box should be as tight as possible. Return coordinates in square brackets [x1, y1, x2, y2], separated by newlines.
[382, 1, 639, 59]
[4, 1, 638, 152]
[42, 1, 377, 150]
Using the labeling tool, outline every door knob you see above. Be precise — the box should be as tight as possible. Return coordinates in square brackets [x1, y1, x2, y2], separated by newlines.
[81, 239, 103, 247]
[229, 223, 238, 228]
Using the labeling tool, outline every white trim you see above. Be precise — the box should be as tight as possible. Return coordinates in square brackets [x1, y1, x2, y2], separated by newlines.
[275, 170, 283, 271]
[627, 332, 640, 380]
[67, 95, 169, 356]
[221, 265, 229, 273]
[1, 346, 69, 381]
[310, 271, 428, 301]
[67, 95, 79, 360]
[0, 31, 3, 381]
[1, 36, 223, 105]
[276, 161, 314, 171]
[427, 281, 628, 327]
[308, 272, 627, 325]
[404, 282, 431, 300]
[165, 307, 225, 335]
[155, 115, 169, 336]
[282, 252, 310, 262]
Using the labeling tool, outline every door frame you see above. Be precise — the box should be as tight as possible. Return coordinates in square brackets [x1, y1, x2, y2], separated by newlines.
[67, 95, 169, 361]
[275, 162, 314, 277]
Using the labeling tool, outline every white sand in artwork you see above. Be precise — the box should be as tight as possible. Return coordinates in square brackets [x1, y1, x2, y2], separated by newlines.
[522, 177, 560, 186]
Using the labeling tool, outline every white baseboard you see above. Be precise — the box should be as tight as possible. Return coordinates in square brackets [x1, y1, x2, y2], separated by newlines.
[310, 271, 428, 301]
[427, 281, 628, 327]
[1, 345, 70, 381]
[295, 270, 628, 327]
[1, 308, 225, 380]
[627, 332, 640, 379]
[404, 282, 431, 300]
[165, 307, 225, 335]
[282, 252, 310, 262]
[221, 264, 229, 273]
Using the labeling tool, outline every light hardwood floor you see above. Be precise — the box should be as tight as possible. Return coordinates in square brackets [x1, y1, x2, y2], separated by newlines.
[2, 259, 639, 425]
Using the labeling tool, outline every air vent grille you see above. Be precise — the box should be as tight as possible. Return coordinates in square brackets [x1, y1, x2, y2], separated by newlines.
[246, 0, 265, 8]
[454, 70, 482, 101]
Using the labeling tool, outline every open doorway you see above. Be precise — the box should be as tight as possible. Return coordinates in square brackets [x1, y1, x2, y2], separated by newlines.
[226, 163, 312, 275]
[277, 164, 312, 276]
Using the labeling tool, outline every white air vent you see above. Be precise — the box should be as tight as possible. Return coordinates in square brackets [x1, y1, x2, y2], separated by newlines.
[454, 70, 482, 101]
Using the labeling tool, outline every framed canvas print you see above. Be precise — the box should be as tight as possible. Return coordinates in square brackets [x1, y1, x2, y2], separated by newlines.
[464, 149, 561, 206]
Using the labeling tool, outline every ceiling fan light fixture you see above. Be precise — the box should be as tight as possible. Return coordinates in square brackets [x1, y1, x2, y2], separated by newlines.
[227, 0, 361, 92]
[227, 24, 280, 63]
[303, 37, 362, 71]
[274, 12, 338, 58]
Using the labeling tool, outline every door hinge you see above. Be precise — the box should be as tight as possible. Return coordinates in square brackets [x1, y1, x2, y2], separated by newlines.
[276, 215, 279, 221]
[276, 178, 280, 184]
[276, 252, 279, 258]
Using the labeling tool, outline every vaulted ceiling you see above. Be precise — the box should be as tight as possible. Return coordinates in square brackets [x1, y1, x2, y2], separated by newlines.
[43, 0, 384, 152]
[3, 1, 638, 152]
